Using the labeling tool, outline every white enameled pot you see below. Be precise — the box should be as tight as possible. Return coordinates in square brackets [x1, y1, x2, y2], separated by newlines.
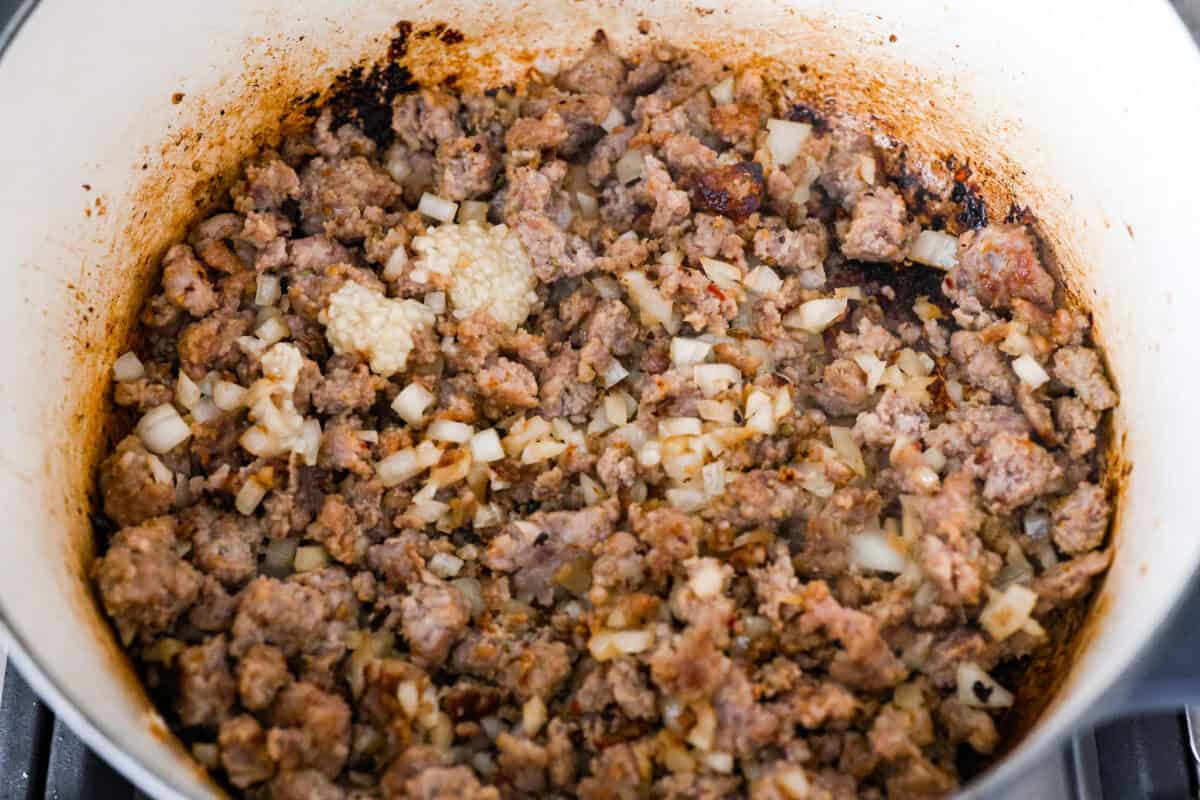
[0, 1, 1198, 797]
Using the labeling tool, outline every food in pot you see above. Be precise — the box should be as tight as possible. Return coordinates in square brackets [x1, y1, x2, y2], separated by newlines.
[93, 34, 1117, 799]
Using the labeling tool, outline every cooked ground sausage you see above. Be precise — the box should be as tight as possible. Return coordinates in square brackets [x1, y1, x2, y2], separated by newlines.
[95, 34, 1116, 799]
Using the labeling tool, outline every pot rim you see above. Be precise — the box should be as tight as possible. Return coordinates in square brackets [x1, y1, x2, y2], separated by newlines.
[1, 1, 1198, 798]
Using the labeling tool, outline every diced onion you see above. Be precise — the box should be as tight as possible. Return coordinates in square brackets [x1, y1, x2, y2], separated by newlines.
[775, 768, 812, 799]
[697, 399, 736, 424]
[744, 265, 783, 296]
[424, 291, 447, 314]
[979, 584, 1039, 641]
[522, 439, 567, 464]
[700, 257, 741, 291]
[702, 752, 734, 774]
[638, 440, 661, 467]
[745, 390, 776, 434]
[392, 383, 435, 426]
[603, 359, 629, 388]
[849, 531, 908, 573]
[576, 192, 599, 220]
[909, 229, 959, 270]
[503, 416, 552, 455]
[458, 200, 489, 224]
[851, 352, 886, 393]
[693, 363, 741, 398]
[383, 245, 409, 280]
[1012, 353, 1050, 389]
[702, 461, 727, 497]
[294, 545, 329, 572]
[235, 474, 268, 515]
[665, 485, 707, 511]
[112, 351, 145, 382]
[255, 315, 290, 346]
[176, 371, 201, 410]
[601, 107, 626, 133]
[470, 429, 505, 463]
[255, 273, 281, 306]
[924, 446, 947, 473]
[212, 381, 247, 411]
[834, 286, 865, 301]
[136, 404, 192, 454]
[579, 473, 605, 505]
[588, 629, 655, 661]
[999, 326, 1036, 357]
[615, 149, 645, 185]
[377, 448, 423, 487]
[522, 696, 548, 736]
[428, 419, 474, 443]
[604, 394, 629, 427]
[897, 348, 933, 377]
[765, 118, 813, 168]
[191, 398, 220, 424]
[671, 337, 712, 368]
[263, 538, 299, 577]
[620, 271, 676, 332]
[830, 426, 866, 476]
[956, 662, 1014, 709]
[658, 417, 702, 438]
[784, 297, 848, 333]
[709, 76, 735, 106]
[145, 453, 172, 485]
[687, 704, 717, 750]
[428, 552, 464, 579]
[418, 192, 458, 223]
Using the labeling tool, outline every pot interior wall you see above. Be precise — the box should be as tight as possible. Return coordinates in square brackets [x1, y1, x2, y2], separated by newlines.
[0, 1, 1197, 797]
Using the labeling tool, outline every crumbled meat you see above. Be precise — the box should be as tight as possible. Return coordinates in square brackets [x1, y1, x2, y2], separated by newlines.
[176, 635, 236, 727]
[238, 644, 290, 711]
[94, 37, 1117, 800]
[99, 435, 176, 527]
[1055, 396, 1100, 458]
[1053, 346, 1118, 411]
[816, 358, 872, 416]
[947, 224, 1055, 310]
[976, 432, 1062, 513]
[854, 390, 930, 449]
[219, 715, 274, 788]
[230, 577, 330, 658]
[268, 681, 351, 778]
[161, 244, 219, 317]
[400, 582, 470, 667]
[1034, 549, 1112, 613]
[839, 187, 916, 263]
[753, 219, 828, 273]
[435, 135, 500, 200]
[1051, 482, 1110, 555]
[950, 330, 1015, 402]
[93, 517, 201, 643]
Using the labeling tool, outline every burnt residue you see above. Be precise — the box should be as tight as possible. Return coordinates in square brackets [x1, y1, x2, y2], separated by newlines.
[414, 22, 466, 45]
[786, 102, 830, 134]
[323, 23, 419, 148]
[947, 157, 988, 229]
[1005, 203, 1037, 226]
[691, 161, 764, 221]
[829, 259, 950, 318]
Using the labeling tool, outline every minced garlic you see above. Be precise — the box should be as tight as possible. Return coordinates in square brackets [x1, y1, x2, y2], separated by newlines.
[411, 221, 536, 328]
[322, 281, 435, 377]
